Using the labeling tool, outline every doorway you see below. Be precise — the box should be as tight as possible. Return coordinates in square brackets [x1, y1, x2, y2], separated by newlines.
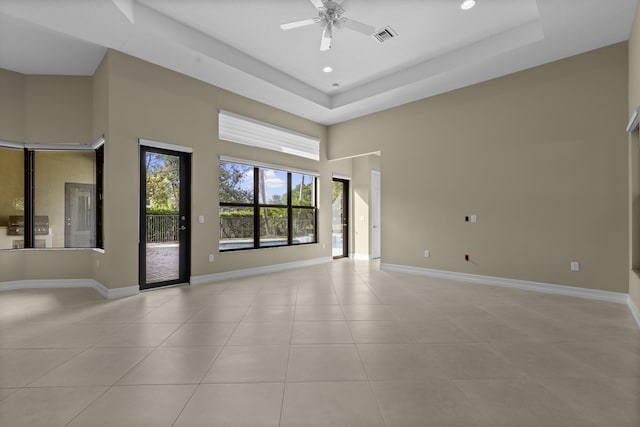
[139, 145, 191, 290]
[332, 178, 349, 258]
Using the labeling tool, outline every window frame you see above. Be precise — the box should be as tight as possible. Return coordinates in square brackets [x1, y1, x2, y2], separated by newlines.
[219, 159, 318, 252]
[0, 139, 104, 250]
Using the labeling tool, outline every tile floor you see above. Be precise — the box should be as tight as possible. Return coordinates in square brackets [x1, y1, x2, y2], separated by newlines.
[0, 259, 639, 426]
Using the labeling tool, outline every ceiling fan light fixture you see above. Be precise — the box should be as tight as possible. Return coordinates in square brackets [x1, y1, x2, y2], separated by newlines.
[323, 66, 333, 73]
[460, 0, 476, 10]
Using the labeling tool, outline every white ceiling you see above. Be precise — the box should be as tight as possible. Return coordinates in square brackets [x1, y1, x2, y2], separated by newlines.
[0, 0, 635, 125]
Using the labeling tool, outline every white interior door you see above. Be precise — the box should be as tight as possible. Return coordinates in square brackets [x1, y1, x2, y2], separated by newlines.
[371, 170, 381, 259]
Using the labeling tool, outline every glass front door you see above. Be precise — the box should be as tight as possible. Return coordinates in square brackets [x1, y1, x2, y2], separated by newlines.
[332, 178, 349, 258]
[139, 146, 191, 290]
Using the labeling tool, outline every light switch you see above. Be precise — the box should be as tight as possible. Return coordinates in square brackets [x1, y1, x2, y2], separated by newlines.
[198, 215, 205, 224]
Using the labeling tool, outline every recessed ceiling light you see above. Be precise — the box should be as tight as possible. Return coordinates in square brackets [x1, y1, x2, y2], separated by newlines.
[460, 0, 475, 10]
[323, 66, 333, 73]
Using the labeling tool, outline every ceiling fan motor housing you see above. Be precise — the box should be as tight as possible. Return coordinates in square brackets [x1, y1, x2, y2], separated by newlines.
[320, 1, 344, 23]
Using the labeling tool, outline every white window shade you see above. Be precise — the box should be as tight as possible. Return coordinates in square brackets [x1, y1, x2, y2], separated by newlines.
[219, 110, 320, 161]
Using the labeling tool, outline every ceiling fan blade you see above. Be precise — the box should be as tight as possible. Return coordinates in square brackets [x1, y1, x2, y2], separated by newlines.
[280, 18, 320, 30]
[309, 0, 325, 9]
[320, 26, 332, 51]
[341, 18, 376, 36]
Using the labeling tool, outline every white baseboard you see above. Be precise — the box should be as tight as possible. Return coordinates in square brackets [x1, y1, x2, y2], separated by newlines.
[0, 279, 139, 299]
[380, 263, 629, 305]
[191, 256, 333, 285]
[629, 296, 640, 329]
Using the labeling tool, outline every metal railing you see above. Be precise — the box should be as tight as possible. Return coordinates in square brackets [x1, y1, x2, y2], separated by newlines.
[146, 215, 179, 243]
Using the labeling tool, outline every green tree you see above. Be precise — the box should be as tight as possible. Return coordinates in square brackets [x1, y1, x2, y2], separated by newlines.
[146, 154, 179, 213]
[219, 162, 252, 203]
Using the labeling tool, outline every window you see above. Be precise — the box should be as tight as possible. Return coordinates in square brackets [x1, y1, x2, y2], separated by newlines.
[219, 159, 317, 251]
[0, 141, 104, 250]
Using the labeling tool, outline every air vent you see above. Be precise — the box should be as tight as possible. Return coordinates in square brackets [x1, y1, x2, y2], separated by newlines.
[373, 26, 398, 43]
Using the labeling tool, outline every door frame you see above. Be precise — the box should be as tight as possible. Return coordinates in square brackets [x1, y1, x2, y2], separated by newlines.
[332, 177, 349, 259]
[139, 140, 192, 290]
[371, 170, 381, 259]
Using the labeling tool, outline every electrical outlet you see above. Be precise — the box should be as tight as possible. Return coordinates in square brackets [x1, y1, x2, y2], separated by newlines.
[424, 250, 430, 257]
[470, 214, 477, 223]
[570, 261, 579, 271]
[209, 254, 215, 263]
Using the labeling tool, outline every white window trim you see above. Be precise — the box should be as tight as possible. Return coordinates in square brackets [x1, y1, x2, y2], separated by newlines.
[0, 135, 104, 151]
[139, 138, 192, 153]
[220, 155, 319, 177]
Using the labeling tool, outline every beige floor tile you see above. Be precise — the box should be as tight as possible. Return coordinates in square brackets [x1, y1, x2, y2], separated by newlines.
[136, 306, 201, 323]
[0, 324, 55, 348]
[95, 322, 182, 347]
[203, 345, 289, 383]
[117, 346, 221, 385]
[78, 304, 155, 323]
[341, 304, 394, 320]
[204, 294, 257, 306]
[0, 388, 17, 401]
[0, 348, 83, 387]
[243, 305, 295, 322]
[425, 343, 525, 379]
[296, 292, 339, 305]
[454, 379, 595, 427]
[67, 384, 195, 427]
[227, 322, 292, 345]
[281, 381, 385, 427]
[174, 383, 283, 427]
[20, 323, 126, 348]
[2, 260, 639, 427]
[31, 347, 152, 386]
[186, 306, 248, 322]
[294, 304, 345, 320]
[287, 344, 367, 381]
[372, 380, 477, 427]
[0, 386, 106, 427]
[349, 321, 415, 343]
[251, 293, 297, 306]
[292, 321, 353, 344]
[539, 377, 640, 427]
[488, 341, 600, 379]
[553, 341, 640, 378]
[357, 343, 447, 380]
[448, 312, 532, 342]
[337, 292, 382, 305]
[162, 322, 237, 346]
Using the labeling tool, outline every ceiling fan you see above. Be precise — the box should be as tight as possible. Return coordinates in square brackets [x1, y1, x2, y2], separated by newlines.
[280, 0, 376, 51]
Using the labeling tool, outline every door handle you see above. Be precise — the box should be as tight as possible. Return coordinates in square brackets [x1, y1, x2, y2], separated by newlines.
[179, 225, 187, 231]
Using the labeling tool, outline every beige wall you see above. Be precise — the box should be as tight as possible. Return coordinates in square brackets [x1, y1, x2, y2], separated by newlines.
[330, 43, 629, 293]
[100, 50, 331, 289]
[24, 75, 92, 144]
[628, 0, 640, 309]
[0, 68, 25, 142]
[91, 52, 110, 284]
